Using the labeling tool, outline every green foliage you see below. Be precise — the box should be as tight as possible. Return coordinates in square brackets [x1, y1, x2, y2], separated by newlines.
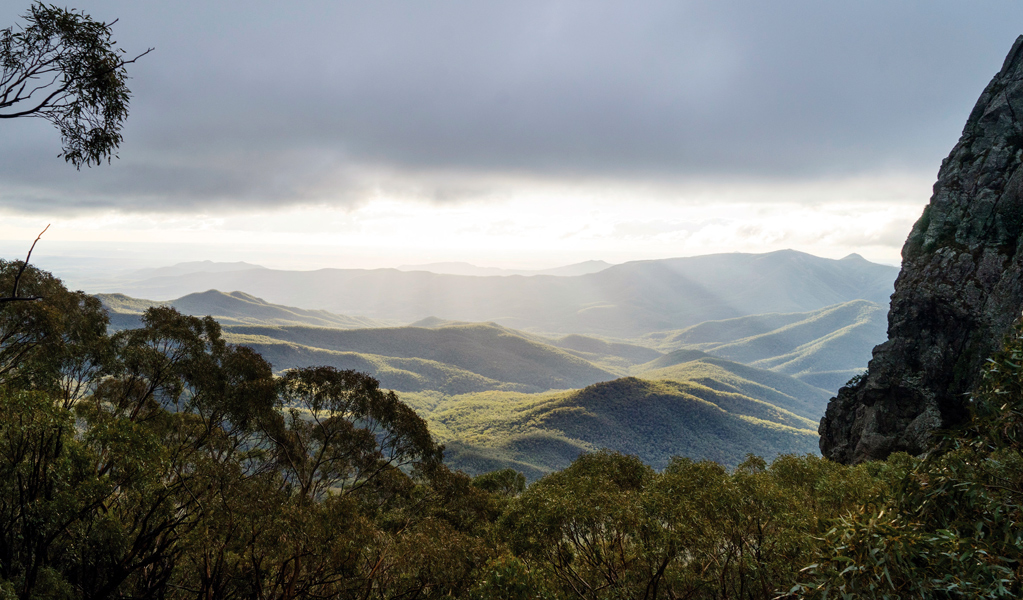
[0, 264, 489, 599]
[274, 365, 442, 499]
[1, 3, 149, 167]
[793, 321, 1023, 599]
[473, 468, 527, 497]
[0, 259, 110, 401]
[469, 554, 556, 600]
[502, 451, 906, 600]
[7, 260, 1003, 599]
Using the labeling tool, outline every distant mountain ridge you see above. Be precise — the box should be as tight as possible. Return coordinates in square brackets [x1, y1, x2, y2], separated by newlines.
[126, 260, 266, 279]
[396, 260, 612, 277]
[98, 249, 898, 337]
[97, 290, 389, 330]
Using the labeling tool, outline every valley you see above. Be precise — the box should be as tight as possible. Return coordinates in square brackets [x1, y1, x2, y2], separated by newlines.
[96, 249, 895, 477]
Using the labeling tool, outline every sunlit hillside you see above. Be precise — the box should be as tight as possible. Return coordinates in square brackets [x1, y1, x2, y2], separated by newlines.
[412, 373, 821, 479]
[96, 285, 881, 475]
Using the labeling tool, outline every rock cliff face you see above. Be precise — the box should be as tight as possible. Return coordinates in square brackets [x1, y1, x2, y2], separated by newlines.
[820, 36, 1023, 464]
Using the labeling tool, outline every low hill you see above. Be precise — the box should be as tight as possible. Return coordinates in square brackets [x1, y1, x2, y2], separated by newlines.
[222, 323, 618, 392]
[422, 376, 820, 478]
[634, 354, 832, 421]
[643, 300, 886, 392]
[98, 290, 389, 330]
[95, 250, 898, 337]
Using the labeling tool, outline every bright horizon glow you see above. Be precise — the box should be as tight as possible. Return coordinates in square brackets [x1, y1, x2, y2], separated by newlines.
[0, 171, 928, 274]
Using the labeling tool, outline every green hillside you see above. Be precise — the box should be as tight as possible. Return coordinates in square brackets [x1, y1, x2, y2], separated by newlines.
[222, 322, 618, 392]
[548, 333, 662, 362]
[417, 376, 819, 478]
[532, 333, 663, 373]
[706, 301, 884, 364]
[643, 300, 886, 393]
[634, 354, 832, 420]
[645, 312, 812, 349]
[229, 334, 561, 395]
[97, 291, 862, 478]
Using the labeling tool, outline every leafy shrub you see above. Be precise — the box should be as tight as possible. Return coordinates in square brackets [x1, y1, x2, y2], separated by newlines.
[793, 321, 1023, 599]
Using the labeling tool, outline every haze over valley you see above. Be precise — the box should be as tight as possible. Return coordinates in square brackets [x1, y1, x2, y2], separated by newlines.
[92, 249, 896, 476]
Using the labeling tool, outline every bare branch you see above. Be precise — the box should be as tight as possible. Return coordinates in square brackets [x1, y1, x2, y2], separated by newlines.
[0, 82, 68, 118]
[5, 224, 49, 303]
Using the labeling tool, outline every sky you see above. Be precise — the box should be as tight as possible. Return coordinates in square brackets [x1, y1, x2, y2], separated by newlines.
[1, 1, 1022, 272]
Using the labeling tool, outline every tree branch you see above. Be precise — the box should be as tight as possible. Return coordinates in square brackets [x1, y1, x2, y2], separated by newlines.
[0, 224, 49, 304]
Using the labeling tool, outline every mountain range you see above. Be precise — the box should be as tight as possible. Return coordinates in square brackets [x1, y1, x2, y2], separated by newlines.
[395, 259, 612, 277]
[90, 249, 897, 477]
[93, 249, 897, 337]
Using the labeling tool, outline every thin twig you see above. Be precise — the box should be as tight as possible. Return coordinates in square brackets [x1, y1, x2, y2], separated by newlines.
[0, 224, 49, 304]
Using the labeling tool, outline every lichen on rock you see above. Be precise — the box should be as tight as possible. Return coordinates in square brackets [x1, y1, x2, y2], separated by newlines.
[820, 35, 1023, 464]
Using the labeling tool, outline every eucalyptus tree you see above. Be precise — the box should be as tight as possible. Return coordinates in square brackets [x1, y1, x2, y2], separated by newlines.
[1, 2, 150, 167]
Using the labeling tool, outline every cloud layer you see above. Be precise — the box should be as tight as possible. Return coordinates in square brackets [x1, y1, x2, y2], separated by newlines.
[0, 0, 1021, 213]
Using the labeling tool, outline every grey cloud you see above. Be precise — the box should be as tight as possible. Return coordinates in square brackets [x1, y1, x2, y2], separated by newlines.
[0, 0, 1020, 212]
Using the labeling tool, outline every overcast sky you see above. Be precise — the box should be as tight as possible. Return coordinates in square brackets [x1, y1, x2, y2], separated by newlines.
[1, 1, 1022, 271]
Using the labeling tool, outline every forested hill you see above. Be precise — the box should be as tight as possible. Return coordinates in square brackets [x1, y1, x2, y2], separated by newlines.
[97, 250, 897, 337]
[98, 292, 885, 397]
[97, 290, 391, 330]
[95, 289, 884, 477]
[421, 362, 826, 478]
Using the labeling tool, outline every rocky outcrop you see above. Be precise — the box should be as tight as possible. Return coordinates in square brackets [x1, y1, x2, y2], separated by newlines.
[820, 36, 1023, 464]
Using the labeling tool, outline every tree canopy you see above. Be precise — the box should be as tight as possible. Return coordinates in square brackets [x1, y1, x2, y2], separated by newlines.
[2, 258, 1023, 597]
[0, 3, 150, 168]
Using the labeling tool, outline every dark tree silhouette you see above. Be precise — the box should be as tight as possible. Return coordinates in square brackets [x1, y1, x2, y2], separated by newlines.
[0, 3, 151, 168]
